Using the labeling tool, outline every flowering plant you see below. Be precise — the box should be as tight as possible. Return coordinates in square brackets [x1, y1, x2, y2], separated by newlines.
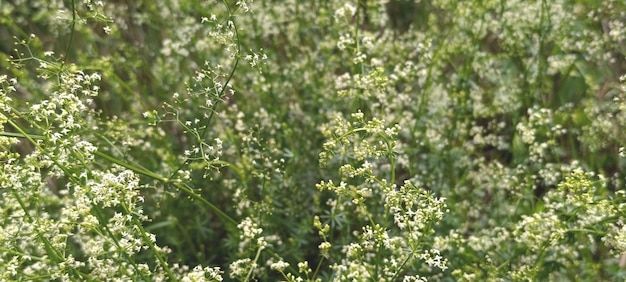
[1, 0, 625, 280]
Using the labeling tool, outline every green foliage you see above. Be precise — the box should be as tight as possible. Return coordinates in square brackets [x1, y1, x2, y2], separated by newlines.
[1, 0, 626, 281]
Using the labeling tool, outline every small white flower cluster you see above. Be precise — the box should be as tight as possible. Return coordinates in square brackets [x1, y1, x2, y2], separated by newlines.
[237, 216, 265, 249]
[269, 259, 290, 272]
[335, 67, 389, 98]
[0, 52, 228, 282]
[438, 169, 624, 280]
[387, 181, 447, 233]
[269, 258, 316, 282]
[605, 225, 626, 255]
[244, 49, 268, 70]
[579, 72, 626, 154]
[0, 75, 16, 125]
[333, 3, 357, 25]
[180, 265, 224, 282]
[235, 0, 253, 13]
[515, 106, 565, 163]
[229, 216, 270, 279]
[229, 258, 254, 280]
[317, 109, 448, 279]
[319, 111, 400, 168]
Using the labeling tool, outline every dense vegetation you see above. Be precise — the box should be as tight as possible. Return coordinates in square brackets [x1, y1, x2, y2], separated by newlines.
[1, 0, 626, 280]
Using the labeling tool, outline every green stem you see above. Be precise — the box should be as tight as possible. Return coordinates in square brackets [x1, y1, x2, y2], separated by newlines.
[200, 0, 241, 141]
[121, 200, 177, 281]
[90, 204, 152, 281]
[170, 0, 241, 182]
[245, 245, 265, 281]
[311, 256, 325, 281]
[389, 253, 413, 281]
[64, 0, 77, 63]
[1, 128, 238, 227]
[94, 150, 168, 183]
[5, 117, 156, 280]
[10, 190, 87, 281]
